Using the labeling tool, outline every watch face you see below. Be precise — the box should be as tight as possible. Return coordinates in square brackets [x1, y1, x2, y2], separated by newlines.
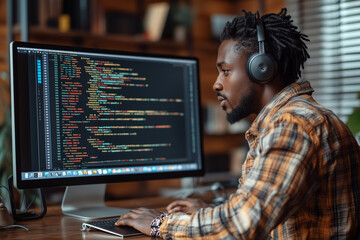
[151, 217, 161, 228]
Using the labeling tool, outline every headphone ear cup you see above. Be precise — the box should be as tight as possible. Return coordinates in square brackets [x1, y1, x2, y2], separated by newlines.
[246, 53, 278, 84]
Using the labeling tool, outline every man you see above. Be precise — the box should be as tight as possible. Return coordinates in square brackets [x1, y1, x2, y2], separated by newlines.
[116, 9, 360, 239]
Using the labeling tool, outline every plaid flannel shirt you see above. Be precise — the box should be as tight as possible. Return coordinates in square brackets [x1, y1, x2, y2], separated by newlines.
[159, 81, 360, 239]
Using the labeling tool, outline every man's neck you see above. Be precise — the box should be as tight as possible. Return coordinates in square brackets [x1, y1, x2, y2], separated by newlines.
[257, 77, 288, 114]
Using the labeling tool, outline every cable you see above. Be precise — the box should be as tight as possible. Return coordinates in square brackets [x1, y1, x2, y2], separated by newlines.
[0, 225, 29, 230]
[0, 184, 9, 193]
[0, 184, 10, 205]
[23, 189, 37, 212]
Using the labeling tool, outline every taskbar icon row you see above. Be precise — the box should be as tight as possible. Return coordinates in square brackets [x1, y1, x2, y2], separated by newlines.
[22, 163, 198, 180]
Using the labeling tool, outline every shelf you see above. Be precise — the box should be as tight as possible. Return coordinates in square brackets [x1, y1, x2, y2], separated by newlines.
[27, 26, 188, 49]
[203, 133, 245, 155]
[193, 40, 219, 52]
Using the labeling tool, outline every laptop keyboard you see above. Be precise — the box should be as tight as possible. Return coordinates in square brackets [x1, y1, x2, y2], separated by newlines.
[83, 217, 142, 237]
[89, 218, 118, 228]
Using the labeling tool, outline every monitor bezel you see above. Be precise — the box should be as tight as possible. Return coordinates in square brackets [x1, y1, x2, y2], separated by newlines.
[10, 41, 204, 189]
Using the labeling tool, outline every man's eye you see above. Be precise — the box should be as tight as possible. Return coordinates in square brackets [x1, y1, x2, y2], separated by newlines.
[223, 70, 230, 74]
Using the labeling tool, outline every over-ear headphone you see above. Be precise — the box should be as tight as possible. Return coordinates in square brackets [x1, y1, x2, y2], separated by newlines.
[246, 20, 278, 84]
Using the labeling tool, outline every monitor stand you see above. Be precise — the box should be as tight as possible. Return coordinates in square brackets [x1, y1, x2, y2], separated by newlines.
[61, 184, 130, 220]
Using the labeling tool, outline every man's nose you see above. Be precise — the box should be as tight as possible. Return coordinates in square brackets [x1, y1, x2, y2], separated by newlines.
[212, 79, 223, 92]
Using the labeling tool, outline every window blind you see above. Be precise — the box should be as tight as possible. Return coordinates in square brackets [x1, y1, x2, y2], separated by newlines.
[286, 0, 360, 123]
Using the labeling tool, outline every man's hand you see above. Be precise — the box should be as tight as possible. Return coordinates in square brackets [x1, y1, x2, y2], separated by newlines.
[115, 208, 162, 235]
[166, 198, 210, 214]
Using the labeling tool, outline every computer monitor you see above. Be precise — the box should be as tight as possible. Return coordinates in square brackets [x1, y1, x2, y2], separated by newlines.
[10, 41, 204, 220]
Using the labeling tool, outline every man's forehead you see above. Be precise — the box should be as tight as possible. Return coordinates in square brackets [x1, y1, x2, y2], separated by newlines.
[219, 39, 254, 56]
[217, 40, 247, 64]
[219, 39, 237, 53]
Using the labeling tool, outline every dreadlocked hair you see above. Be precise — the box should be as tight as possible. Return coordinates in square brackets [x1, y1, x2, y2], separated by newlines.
[220, 8, 310, 84]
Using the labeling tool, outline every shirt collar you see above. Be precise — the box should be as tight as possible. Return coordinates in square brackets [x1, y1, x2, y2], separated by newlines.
[245, 81, 314, 143]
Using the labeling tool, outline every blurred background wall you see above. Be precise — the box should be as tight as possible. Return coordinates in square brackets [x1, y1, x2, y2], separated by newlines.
[0, 0, 284, 203]
[4, 0, 360, 204]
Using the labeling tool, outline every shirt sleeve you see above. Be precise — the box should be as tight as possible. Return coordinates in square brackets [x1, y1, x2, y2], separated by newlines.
[159, 115, 320, 239]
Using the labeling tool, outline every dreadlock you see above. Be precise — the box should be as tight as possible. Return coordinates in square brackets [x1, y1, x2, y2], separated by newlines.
[220, 8, 310, 84]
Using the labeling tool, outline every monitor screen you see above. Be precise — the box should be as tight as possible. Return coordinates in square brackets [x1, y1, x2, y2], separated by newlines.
[10, 41, 204, 191]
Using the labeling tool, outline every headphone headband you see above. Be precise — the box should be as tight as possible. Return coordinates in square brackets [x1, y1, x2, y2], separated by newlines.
[256, 21, 265, 54]
[256, 21, 265, 42]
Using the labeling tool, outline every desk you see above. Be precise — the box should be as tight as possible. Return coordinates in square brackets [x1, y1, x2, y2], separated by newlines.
[1, 196, 178, 240]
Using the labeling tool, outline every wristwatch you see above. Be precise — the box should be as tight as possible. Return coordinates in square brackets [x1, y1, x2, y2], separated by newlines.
[150, 213, 169, 237]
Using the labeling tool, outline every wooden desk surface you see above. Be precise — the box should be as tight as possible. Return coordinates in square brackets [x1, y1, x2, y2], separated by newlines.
[1, 196, 178, 240]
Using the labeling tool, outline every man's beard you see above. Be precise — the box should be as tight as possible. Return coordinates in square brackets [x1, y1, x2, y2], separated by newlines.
[226, 86, 256, 124]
